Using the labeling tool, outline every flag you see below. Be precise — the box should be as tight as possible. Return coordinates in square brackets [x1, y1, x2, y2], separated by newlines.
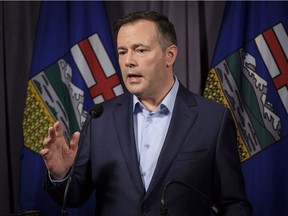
[204, 2, 288, 215]
[19, 1, 124, 215]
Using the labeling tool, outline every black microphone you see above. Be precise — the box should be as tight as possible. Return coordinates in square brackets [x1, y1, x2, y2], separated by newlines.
[160, 180, 219, 216]
[61, 104, 104, 216]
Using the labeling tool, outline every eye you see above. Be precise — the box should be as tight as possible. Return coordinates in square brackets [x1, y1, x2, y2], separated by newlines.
[136, 48, 146, 53]
[118, 50, 126, 56]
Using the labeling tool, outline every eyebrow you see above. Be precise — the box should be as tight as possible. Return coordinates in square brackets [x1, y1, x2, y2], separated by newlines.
[117, 43, 149, 50]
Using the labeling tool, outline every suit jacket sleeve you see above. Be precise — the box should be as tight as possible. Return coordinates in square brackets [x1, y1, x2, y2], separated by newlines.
[213, 108, 252, 215]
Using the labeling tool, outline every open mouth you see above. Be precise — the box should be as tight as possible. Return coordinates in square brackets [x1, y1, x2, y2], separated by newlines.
[128, 74, 142, 78]
[127, 72, 143, 83]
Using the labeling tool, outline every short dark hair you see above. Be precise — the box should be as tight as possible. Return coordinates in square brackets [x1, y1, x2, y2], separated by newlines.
[114, 10, 177, 51]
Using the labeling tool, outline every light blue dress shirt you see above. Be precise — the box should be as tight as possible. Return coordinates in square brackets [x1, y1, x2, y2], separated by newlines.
[50, 78, 179, 188]
[133, 78, 179, 190]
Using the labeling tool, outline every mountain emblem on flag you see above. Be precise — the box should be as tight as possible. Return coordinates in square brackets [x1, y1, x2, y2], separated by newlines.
[204, 22, 288, 162]
[23, 33, 124, 153]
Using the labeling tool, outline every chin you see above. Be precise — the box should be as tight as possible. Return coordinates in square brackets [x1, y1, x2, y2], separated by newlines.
[126, 86, 141, 95]
[128, 90, 140, 96]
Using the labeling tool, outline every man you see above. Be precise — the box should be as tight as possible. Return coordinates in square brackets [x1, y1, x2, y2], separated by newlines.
[41, 11, 252, 215]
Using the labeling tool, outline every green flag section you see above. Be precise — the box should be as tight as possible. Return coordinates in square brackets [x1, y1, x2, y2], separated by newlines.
[20, 2, 123, 215]
[204, 2, 288, 215]
[204, 46, 282, 161]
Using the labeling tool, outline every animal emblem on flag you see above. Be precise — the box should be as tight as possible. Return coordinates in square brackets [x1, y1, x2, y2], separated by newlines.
[204, 22, 288, 162]
[23, 33, 124, 153]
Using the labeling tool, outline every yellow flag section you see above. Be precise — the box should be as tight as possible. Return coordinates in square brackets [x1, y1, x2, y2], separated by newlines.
[204, 68, 250, 162]
[23, 80, 55, 153]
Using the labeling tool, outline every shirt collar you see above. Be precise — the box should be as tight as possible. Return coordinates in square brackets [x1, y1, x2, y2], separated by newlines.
[133, 76, 179, 115]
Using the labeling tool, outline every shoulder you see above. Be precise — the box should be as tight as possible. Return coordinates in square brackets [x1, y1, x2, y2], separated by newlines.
[177, 83, 228, 114]
[95, 91, 132, 113]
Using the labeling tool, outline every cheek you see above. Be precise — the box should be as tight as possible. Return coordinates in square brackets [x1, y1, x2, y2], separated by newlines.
[118, 59, 125, 69]
[119, 63, 127, 76]
[144, 57, 164, 71]
[149, 60, 166, 76]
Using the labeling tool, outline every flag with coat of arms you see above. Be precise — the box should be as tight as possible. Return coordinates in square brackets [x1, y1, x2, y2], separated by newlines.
[20, 1, 124, 215]
[204, 1, 288, 215]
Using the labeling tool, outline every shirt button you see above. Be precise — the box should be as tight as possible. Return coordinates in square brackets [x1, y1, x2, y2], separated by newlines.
[144, 144, 150, 149]
[146, 117, 153, 123]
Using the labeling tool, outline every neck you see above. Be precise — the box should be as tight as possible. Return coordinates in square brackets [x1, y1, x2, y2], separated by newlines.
[139, 76, 175, 112]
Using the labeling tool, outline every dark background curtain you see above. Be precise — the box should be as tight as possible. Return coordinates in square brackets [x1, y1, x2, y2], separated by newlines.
[0, 1, 40, 214]
[0, 1, 225, 214]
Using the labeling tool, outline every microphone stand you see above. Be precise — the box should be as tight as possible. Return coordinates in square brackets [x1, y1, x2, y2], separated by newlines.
[61, 105, 103, 216]
[160, 180, 219, 216]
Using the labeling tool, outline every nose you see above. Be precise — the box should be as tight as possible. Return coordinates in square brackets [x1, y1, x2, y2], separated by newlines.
[125, 51, 136, 68]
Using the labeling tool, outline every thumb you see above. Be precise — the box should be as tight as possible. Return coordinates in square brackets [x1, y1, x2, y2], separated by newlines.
[70, 131, 80, 152]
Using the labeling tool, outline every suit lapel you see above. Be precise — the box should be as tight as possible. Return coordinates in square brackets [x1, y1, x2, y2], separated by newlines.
[145, 84, 199, 197]
[112, 85, 199, 197]
[113, 93, 145, 194]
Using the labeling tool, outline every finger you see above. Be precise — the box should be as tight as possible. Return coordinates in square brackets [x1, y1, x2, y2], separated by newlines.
[46, 125, 57, 144]
[70, 131, 80, 152]
[43, 125, 55, 147]
[47, 126, 54, 137]
[43, 136, 51, 147]
[54, 121, 64, 138]
[40, 148, 49, 157]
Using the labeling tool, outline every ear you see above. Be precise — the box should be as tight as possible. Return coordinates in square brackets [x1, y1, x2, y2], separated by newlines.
[165, 45, 178, 67]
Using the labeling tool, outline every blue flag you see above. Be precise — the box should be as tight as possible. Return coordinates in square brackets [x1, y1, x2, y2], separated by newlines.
[20, 1, 124, 215]
[204, 2, 288, 215]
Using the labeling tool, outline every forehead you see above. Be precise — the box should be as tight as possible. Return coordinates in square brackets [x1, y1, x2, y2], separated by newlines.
[120, 18, 157, 30]
[117, 19, 158, 41]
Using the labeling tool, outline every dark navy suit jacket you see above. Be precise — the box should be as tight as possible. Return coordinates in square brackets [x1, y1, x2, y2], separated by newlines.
[46, 83, 252, 216]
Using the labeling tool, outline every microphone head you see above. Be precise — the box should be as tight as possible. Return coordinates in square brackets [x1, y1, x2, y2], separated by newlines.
[89, 104, 104, 118]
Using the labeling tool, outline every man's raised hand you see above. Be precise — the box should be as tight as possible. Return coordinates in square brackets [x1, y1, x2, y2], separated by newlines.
[40, 121, 80, 180]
